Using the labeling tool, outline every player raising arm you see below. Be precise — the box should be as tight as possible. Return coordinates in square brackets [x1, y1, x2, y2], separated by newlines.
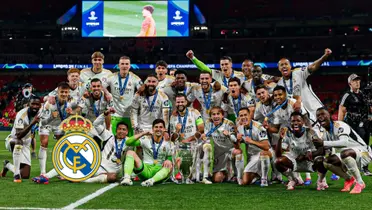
[186, 50, 245, 88]
[120, 119, 173, 187]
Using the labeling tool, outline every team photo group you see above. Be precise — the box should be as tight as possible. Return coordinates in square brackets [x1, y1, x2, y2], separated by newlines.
[3, 48, 372, 194]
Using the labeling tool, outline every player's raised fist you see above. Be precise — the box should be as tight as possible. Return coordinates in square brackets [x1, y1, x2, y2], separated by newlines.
[222, 130, 229, 136]
[237, 133, 243, 141]
[186, 50, 194, 59]
[66, 107, 73, 114]
[324, 48, 332, 56]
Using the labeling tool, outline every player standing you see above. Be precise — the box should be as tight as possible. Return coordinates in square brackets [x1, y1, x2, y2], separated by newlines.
[131, 74, 170, 132]
[137, 5, 156, 37]
[243, 65, 276, 101]
[154, 60, 174, 89]
[186, 50, 245, 88]
[169, 94, 208, 184]
[276, 49, 332, 117]
[80, 52, 112, 90]
[38, 82, 78, 176]
[105, 56, 143, 136]
[187, 72, 227, 124]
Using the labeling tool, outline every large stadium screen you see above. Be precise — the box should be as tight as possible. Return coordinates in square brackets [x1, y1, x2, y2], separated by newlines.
[82, 0, 189, 37]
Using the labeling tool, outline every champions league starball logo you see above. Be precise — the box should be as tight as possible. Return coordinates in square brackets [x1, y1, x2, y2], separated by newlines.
[52, 115, 101, 182]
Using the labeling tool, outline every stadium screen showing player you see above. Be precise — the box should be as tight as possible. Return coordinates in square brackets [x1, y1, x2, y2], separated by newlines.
[82, 0, 189, 37]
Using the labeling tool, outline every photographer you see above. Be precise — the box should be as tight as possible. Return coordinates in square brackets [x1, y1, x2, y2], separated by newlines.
[339, 74, 371, 175]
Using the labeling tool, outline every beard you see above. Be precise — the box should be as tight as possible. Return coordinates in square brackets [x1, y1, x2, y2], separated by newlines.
[177, 105, 186, 112]
[145, 85, 156, 94]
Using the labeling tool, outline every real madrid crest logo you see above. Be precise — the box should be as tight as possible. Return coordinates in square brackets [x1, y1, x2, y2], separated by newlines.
[52, 115, 101, 182]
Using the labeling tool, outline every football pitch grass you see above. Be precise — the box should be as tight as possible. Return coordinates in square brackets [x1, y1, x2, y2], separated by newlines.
[104, 1, 167, 37]
[0, 131, 372, 209]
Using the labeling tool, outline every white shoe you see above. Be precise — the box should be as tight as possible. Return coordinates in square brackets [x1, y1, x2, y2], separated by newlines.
[201, 178, 212, 184]
[260, 179, 268, 187]
[120, 176, 133, 186]
[186, 178, 194, 184]
[237, 178, 243, 185]
[287, 180, 296, 190]
[141, 178, 155, 187]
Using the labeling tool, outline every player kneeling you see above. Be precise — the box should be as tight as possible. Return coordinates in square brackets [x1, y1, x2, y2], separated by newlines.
[275, 112, 324, 190]
[120, 119, 173, 187]
[313, 108, 371, 194]
[237, 108, 272, 187]
[1, 96, 41, 182]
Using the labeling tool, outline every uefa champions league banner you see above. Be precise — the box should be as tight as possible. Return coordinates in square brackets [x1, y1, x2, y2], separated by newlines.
[0, 60, 371, 70]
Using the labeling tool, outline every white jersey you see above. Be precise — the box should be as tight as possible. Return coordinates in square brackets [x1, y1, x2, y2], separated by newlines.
[160, 82, 197, 108]
[131, 91, 170, 131]
[205, 119, 236, 158]
[105, 72, 143, 118]
[11, 107, 34, 144]
[170, 108, 203, 140]
[211, 69, 245, 88]
[277, 67, 323, 117]
[80, 68, 112, 90]
[48, 82, 86, 102]
[272, 98, 308, 128]
[221, 93, 255, 117]
[187, 83, 227, 122]
[139, 136, 173, 165]
[321, 121, 368, 150]
[157, 75, 175, 89]
[282, 128, 318, 158]
[40, 98, 78, 127]
[254, 100, 275, 123]
[237, 120, 269, 155]
[78, 92, 114, 123]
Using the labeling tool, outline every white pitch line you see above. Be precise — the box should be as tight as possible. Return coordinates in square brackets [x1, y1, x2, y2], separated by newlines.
[61, 183, 119, 210]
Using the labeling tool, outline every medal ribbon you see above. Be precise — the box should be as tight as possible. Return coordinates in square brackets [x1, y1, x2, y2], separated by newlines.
[118, 72, 130, 96]
[152, 136, 164, 159]
[178, 108, 189, 133]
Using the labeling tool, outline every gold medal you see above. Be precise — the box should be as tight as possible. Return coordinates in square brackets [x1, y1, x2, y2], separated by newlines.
[264, 117, 268, 122]
[116, 158, 122, 164]
[120, 95, 124, 100]
[52, 111, 58, 118]
[206, 109, 210, 115]
[154, 159, 158, 165]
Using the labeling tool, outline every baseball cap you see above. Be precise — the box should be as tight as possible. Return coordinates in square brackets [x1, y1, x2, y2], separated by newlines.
[348, 74, 361, 83]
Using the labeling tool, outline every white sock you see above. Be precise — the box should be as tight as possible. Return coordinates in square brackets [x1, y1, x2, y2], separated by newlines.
[202, 146, 210, 178]
[343, 156, 364, 184]
[38, 147, 47, 175]
[235, 154, 244, 180]
[45, 169, 58, 179]
[5, 162, 15, 173]
[83, 174, 108, 183]
[305, 172, 311, 180]
[260, 155, 270, 181]
[195, 157, 201, 181]
[13, 145, 23, 176]
[282, 168, 295, 181]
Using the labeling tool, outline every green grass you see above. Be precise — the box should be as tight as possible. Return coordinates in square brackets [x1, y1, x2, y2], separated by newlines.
[0, 131, 372, 209]
[103, 1, 168, 37]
